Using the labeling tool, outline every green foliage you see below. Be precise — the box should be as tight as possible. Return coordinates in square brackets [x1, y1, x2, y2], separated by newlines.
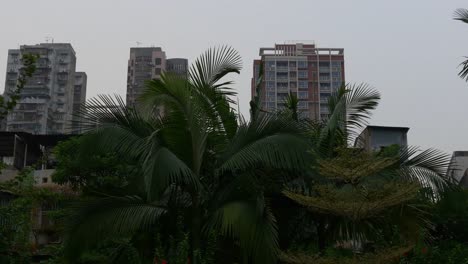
[432, 188, 468, 242]
[62, 46, 312, 264]
[280, 246, 411, 264]
[284, 84, 449, 256]
[52, 136, 136, 194]
[400, 241, 468, 264]
[0, 168, 71, 263]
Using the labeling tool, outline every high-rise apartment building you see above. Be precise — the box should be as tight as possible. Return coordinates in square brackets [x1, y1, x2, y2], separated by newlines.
[2, 43, 86, 134]
[126, 47, 166, 106]
[72, 72, 87, 133]
[126, 47, 188, 107]
[251, 43, 345, 120]
[167, 58, 189, 78]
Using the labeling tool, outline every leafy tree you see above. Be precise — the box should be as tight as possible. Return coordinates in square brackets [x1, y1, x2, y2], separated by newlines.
[0, 168, 69, 263]
[63, 47, 311, 264]
[52, 136, 137, 194]
[283, 84, 450, 255]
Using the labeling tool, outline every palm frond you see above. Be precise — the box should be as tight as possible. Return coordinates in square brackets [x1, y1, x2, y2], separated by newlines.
[189, 45, 242, 90]
[344, 83, 380, 141]
[219, 113, 310, 173]
[316, 83, 380, 156]
[399, 147, 451, 191]
[458, 57, 468, 81]
[454, 8, 468, 24]
[142, 146, 200, 201]
[64, 195, 165, 260]
[205, 198, 279, 264]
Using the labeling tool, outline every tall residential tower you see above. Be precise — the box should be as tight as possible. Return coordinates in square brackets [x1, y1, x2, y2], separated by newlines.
[251, 43, 345, 120]
[126, 47, 166, 106]
[126, 47, 188, 107]
[2, 43, 87, 134]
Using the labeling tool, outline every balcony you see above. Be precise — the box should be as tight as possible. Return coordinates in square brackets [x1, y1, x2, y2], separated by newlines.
[319, 76, 330, 82]
[320, 98, 329, 104]
[21, 87, 50, 97]
[276, 77, 289, 82]
[277, 87, 289, 93]
[319, 67, 330, 72]
[276, 66, 289, 72]
[57, 77, 68, 84]
[320, 87, 331, 92]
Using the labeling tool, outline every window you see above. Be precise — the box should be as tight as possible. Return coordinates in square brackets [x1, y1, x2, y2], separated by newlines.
[298, 81, 308, 89]
[155, 58, 162, 65]
[298, 71, 308, 78]
[319, 62, 330, 67]
[320, 94, 330, 103]
[267, 102, 276, 109]
[266, 71, 275, 78]
[266, 61, 275, 68]
[266, 81, 275, 89]
[276, 61, 288, 67]
[298, 101, 308, 109]
[298, 91, 308, 99]
[332, 82, 342, 88]
[331, 61, 341, 67]
[332, 72, 341, 77]
[267, 91, 275, 98]
[42, 177, 48, 183]
[298, 61, 308, 68]
[155, 68, 162, 75]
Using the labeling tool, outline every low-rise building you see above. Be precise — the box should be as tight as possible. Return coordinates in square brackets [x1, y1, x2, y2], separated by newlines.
[354, 125, 409, 152]
[447, 151, 468, 185]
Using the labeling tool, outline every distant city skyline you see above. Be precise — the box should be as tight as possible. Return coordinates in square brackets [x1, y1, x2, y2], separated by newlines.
[1, 0, 468, 154]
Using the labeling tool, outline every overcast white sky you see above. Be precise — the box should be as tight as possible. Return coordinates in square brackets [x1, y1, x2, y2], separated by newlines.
[1, 0, 468, 154]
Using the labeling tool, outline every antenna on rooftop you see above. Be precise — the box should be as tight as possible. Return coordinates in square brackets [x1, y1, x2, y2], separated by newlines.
[45, 36, 53, 43]
[136, 41, 143, 47]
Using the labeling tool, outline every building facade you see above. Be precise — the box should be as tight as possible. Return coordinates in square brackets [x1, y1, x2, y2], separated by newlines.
[3, 43, 86, 134]
[251, 43, 345, 120]
[167, 58, 189, 77]
[447, 151, 468, 185]
[126, 47, 166, 106]
[72, 72, 87, 133]
[354, 125, 409, 152]
[126, 47, 189, 107]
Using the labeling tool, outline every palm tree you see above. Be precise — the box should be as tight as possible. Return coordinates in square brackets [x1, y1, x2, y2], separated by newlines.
[454, 8, 468, 81]
[64, 47, 311, 263]
[282, 84, 450, 255]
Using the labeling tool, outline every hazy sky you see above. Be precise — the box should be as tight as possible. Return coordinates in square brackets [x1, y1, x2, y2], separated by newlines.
[1, 0, 468, 154]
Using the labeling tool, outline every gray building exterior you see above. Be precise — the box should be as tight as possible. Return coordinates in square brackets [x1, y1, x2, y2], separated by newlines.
[72, 72, 87, 133]
[126, 47, 166, 107]
[447, 151, 468, 186]
[3, 43, 86, 134]
[126, 47, 189, 107]
[167, 58, 189, 77]
[355, 125, 409, 152]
